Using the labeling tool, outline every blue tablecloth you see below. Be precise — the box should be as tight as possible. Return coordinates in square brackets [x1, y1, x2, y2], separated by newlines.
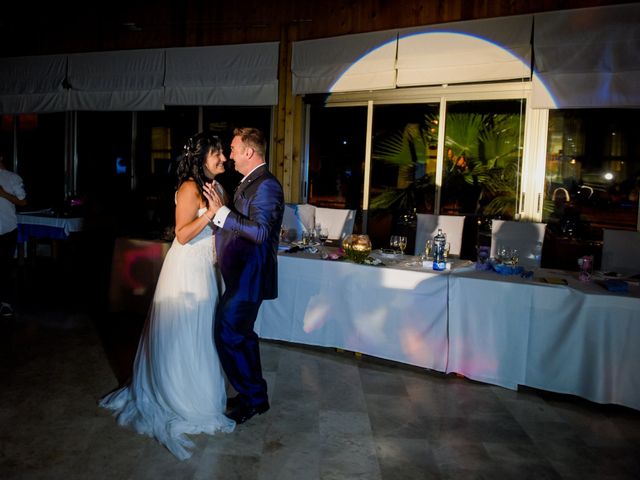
[16, 214, 84, 242]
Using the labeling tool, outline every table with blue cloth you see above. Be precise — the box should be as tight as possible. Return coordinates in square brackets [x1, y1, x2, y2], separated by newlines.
[16, 211, 84, 260]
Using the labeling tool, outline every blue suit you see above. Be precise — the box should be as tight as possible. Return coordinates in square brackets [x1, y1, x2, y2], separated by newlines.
[214, 165, 284, 407]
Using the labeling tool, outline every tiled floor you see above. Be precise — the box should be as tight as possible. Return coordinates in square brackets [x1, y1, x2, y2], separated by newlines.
[2, 250, 640, 479]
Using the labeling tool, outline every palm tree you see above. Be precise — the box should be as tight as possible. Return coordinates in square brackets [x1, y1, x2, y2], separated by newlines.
[370, 111, 522, 218]
[436, 112, 522, 217]
[369, 121, 435, 213]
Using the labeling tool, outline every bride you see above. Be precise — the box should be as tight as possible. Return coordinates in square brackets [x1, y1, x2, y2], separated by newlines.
[100, 132, 235, 460]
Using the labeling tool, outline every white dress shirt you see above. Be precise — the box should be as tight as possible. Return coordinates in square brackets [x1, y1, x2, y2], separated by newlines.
[0, 168, 26, 235]
[212, 163, 265, 228]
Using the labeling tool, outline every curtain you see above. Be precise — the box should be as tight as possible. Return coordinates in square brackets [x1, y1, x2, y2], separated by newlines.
[532, 3, 640, 108]
[396, 15, 532, 87]
[67, 49, 165, 111]
[165, 42, 279, 106]
[0, 55, 68, 113]
[292, 30, 398, 95]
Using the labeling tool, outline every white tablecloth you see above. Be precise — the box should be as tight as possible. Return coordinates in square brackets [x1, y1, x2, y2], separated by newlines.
[17, 213, 84, 237]
[448, 269, 640, 410]
[256, 252, 640, 410]
[256, 254, 451, 371]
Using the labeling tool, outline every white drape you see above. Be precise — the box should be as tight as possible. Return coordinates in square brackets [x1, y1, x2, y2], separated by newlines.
[292, 15, 532, 95]
[0, 55, 68, 113]
[68, 49, 165, 111]
[1, 4, 638, 112]
[532, 3, 640, 108]
[396, 15, 532, 87]
[0, 43, 279, 113]
[165, 42, 279, 106]
[292, 30, 398, 95]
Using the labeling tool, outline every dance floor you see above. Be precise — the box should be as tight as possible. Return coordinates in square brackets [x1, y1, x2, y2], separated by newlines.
[1, 242, 640, 479]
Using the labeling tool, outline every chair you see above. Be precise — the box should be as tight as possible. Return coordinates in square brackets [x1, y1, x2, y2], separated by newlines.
[601, 229, 640, 275]
[415, 214, 466, 256]
[490, 220, 546, 268]
[295, 204, 317, 233]
[281, 204, 304, 240]
[314, 207, 356, 240]
[280, 204, 316, 241]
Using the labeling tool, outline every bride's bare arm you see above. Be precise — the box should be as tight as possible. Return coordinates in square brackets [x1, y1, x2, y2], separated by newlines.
[174, 181, 216, 244]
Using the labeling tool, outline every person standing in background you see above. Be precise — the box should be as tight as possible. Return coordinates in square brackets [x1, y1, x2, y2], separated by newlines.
[0, 153, 26, 318]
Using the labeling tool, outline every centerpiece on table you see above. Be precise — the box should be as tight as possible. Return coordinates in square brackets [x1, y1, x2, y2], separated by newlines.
[342, 234, 372, 264]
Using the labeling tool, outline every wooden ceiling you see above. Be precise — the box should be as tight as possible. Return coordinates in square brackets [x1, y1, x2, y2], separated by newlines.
[1, 0, 635, 57]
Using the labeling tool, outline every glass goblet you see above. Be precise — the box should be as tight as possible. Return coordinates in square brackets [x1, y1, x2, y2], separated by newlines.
[398, 235, 407, 255]
[390, 235, 400, 253]
[510, 248, 519, 266]
[319, 227, 329, 246]
[424, 240, 432, 260]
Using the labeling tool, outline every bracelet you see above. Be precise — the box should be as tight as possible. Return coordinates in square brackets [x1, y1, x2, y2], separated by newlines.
[206, 212, 214, 222]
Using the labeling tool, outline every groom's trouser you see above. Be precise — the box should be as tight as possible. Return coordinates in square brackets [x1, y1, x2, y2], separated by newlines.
[214, 291, 268, 407]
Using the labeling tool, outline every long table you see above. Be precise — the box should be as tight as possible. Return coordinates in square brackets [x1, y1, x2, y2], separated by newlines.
[256, 253, 452, 372]
[256, 251, 640, 410]
[448, 269, 640, 410]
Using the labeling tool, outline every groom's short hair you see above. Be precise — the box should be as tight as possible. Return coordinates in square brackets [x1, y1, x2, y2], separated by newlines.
[234, 127, 266, 158]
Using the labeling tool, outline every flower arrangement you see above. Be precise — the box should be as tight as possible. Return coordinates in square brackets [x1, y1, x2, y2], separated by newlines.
[342, 234, 372, 264]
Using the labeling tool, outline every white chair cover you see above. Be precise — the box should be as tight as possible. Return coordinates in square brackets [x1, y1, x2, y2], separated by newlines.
[295, 204, 317, 233]
[314, 207, 356, 240]
[490, 219, 546, 268]
[415, 214, 466, 256]
[281, 204, 305, 241]
[601, 229, 640, 275]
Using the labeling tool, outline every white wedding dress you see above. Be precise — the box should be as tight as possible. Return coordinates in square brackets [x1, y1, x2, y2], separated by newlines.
[100, 208, 235, 460]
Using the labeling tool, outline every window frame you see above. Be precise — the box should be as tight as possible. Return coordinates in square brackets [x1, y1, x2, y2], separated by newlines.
[302, 81, 547, 223]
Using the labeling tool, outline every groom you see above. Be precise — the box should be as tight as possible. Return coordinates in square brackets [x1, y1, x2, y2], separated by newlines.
[207, 127, 284, 424]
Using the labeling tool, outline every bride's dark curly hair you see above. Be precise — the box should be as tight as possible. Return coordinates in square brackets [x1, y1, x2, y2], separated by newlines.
[176, 131, 223, 207]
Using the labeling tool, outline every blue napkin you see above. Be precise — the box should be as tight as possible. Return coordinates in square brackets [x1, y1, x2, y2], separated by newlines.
[604, 279, 629, 292]
[493, 264, 524, 276]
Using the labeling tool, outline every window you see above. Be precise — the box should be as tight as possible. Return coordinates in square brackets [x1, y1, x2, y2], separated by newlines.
[544, 109, 640, 239]
[305, 84, 532, 252]
[16, 113, 65, 209]
[76, 111, 134, 233]
[440, 100, 525, 219]
[370, 103, 439, 215]
[307, 103, 367, 211]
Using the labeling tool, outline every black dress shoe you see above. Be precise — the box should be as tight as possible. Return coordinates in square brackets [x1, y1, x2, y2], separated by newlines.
[226, 394, 245, 410]
[227, 401, 270, 424]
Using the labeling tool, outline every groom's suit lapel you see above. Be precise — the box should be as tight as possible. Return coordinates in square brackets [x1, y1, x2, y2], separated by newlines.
[234, 165, 266, 213]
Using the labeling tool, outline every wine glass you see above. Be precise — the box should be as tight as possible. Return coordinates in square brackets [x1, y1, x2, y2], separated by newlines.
[424, 240, 432, 260]
[497, 245, 509, 264]
[398, 236, 407, 255]
[510, 248, 519, 266]
[443, 242, 451, 260]
[280, 226, 288, 243]
[390, 235, 400, 253]
[319, 227, 329, 245]
[314, 223, 322, 245]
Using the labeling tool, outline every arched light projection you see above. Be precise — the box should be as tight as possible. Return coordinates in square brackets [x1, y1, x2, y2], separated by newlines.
[328, 28, 555, 107]
[328, 38, 398, 93]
